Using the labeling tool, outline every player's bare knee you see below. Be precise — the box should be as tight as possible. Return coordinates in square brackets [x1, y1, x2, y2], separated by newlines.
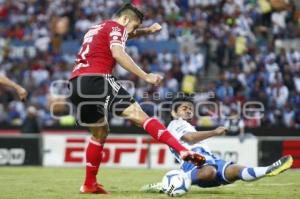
[89, 124, 109, 140]
[198, 166, 217, 181]
[205, 168, 217, 181]
[92, 128, 109, 139]
[121, 102, 149, 126]
[225, 165, 244, 182]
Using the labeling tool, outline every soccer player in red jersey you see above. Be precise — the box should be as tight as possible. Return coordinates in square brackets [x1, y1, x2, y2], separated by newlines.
[68, 3, 205, 194]
[0, 75, 27, 100]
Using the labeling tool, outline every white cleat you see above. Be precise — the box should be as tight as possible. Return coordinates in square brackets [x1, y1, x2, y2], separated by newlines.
[140, 182, 163, 193]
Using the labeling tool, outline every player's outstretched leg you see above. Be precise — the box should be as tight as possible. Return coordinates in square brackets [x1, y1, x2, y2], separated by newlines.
[80, 120, 110, 194]
[238, 155, 293, 181]
[266, 155, 293, 176]
[140, 155, 294, 194]
[121, 102, 205, 166]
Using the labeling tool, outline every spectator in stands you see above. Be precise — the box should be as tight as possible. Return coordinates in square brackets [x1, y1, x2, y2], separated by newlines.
[0, 0, 299, 129]
[294, 110, 300, 129]
[223, 109, 245, 141]
[271, 9, 288, 38]
[21, 106, 40, 134]
[267, 81, 289, 108]
[216, 81, 234, 101]
[283, 103, 296, 128]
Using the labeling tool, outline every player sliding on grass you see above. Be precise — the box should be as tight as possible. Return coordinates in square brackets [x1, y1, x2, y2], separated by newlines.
[141, 96, 294, 193]
[68, 3, 205, 194]
[0, 75, 27, 100]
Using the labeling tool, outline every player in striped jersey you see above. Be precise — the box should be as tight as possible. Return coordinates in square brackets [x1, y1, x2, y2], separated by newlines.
[141, 96, 293, 193]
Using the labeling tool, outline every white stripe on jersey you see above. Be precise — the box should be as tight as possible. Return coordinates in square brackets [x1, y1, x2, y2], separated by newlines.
[167, 118, 211, 152]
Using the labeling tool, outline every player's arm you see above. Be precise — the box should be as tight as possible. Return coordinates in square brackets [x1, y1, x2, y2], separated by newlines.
[111, 45, 162, 85]
[181, 127, 227, 145]
[128, 23, 162, 39]
[238, 120, 245, 142]
[0, 75, 28, 100]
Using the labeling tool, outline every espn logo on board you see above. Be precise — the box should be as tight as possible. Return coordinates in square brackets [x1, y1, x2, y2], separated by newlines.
[63, 137, 174, 166]
[43, 134, 258, 167]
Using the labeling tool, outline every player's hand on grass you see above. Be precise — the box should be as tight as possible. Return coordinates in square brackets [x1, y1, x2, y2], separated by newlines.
[214, 126, 228, 136]
[148, 23, 162, 33]
[145, 73, 163, 86]
[15, 85, 28, 101]
[180, 151, 206, 167]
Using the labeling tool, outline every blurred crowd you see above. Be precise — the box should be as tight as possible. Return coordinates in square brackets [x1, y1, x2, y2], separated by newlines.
[0, 0, 300, 129]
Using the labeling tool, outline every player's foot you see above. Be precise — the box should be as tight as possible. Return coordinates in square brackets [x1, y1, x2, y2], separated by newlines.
[80, 183, 110, 194]
[140, 182, 163, 193]
[180, 150, 206, 167]
[266, 155, 293, 176]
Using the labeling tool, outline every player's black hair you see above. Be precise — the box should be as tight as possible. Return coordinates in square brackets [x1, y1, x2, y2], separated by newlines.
[172, 95, 194, 113]
[115, 3, 144, 23]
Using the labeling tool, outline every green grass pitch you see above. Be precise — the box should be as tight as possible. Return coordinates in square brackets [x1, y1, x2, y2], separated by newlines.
[0, 167, 299, 199]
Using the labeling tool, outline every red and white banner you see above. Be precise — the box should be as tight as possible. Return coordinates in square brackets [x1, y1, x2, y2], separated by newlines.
[283, 140, 300, 168]
[43, 133, 179, 168]
[43, 133, 258, 168]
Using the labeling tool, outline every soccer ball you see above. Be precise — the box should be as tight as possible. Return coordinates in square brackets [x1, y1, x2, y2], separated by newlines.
[161, 170, 191, 197]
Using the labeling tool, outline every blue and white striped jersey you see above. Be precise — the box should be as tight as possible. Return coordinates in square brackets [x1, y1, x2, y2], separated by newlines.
[167, 118, 212, 163]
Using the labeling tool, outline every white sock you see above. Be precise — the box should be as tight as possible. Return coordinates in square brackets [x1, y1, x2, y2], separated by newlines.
[239, 167, 269, 181]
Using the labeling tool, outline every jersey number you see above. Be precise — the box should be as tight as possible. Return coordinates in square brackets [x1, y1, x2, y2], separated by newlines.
[73, 24, 104, 72]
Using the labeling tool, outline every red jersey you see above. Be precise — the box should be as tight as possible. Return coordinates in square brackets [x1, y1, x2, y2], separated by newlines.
[70, 20, 128, 79]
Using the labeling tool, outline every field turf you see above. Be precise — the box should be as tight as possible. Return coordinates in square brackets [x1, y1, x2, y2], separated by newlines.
[0, 167, 299, 199]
